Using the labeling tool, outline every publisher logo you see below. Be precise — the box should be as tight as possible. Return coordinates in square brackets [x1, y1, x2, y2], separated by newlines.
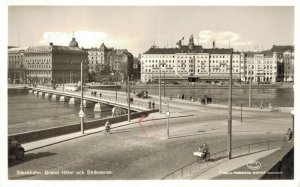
[247, 161, 262, 170]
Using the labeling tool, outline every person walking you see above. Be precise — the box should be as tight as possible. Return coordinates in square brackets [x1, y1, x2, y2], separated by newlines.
[152, 101, 155, 110]
[260, 100, 263, 109]
[286, 128, 293, 142]
[104, 120, 111, 134]
[112, 107, 116, 117]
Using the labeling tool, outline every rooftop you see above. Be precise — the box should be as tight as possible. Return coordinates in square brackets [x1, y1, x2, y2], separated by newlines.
[144, 46, 240, 55]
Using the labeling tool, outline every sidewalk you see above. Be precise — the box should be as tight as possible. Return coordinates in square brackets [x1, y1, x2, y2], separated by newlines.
[22, 112, 193, 152]
[193, 142, 294, 179]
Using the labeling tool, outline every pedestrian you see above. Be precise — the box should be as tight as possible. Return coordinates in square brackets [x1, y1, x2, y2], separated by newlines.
[112, 107, 116, 117]
[268, 102, 273, 109]
[104, 120, 111, 134]
[182, 94, 185, 100]
[286, 128, 293, 141]
[148, 101, 151, 109]
[201, 98, 205, 104]
[177, 93, 180, 99]
[152, 101, 155, 110]
[260, 100, 263, 109]
[190, 96, 192, 101]
[99, 93, 102, 97]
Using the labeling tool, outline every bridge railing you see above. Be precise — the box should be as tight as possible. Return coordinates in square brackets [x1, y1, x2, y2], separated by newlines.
[32, 86, 156, 110]
[161, 140, 290, 180]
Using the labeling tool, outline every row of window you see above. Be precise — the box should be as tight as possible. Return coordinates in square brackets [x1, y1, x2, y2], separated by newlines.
[143, 54, 240, 59]
[27, 71, 51, 75]
[26, 65, 51, 69]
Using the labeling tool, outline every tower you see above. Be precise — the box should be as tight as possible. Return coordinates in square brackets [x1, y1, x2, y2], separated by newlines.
[188, 34, 195, 50]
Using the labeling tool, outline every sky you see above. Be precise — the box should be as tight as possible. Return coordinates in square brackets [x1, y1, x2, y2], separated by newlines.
[8, 6, 294, 56]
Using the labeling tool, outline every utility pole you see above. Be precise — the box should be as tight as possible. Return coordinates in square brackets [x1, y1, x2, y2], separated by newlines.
[128, 75, 131, 122]
[227, 49, 233, 159]
[164, 71, 166, 98]
[167, 99, 170, 138]
[159, 65, 162, 113]
[79, 62, 85, 135]
[99, 64, 101, 91]
[249, 74, 252, 107]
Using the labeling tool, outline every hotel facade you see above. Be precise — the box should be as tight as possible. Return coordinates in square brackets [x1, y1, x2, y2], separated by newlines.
[141, 35, 243, 83]
[22, 37, 88, 84]
[141, 35, 294, 83]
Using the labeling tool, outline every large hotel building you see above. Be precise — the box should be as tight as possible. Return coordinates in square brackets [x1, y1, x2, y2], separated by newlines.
[8, 37, 89, 84]
[141, 35, 294, 83]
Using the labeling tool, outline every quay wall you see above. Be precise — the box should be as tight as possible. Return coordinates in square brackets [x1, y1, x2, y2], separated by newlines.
[8, 109, 158, 143]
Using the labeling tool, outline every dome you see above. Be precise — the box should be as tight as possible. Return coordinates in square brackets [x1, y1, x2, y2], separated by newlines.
[69, 37, 79, 48]
[100, 43, 107, 51]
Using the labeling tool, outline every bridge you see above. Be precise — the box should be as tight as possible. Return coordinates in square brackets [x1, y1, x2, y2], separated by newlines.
[29, 87, 151, 112]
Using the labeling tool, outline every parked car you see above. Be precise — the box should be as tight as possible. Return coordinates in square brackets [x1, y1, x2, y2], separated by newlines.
[8, 139, 25, 160]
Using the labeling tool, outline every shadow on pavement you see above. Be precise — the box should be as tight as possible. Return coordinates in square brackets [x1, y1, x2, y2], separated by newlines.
[8, 152, 57, 167]
[168, 130, 225, 140]
[110, 130, 130, 134]
[208, 155, 227, 162]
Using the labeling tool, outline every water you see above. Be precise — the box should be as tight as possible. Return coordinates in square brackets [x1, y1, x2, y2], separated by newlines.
[127, 86, 294, 107]
[8, 90, 113, 135]
[8, 87, 293, 134]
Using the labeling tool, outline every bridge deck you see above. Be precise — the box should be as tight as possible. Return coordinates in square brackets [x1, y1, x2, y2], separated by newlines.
[31, 87, 150, 112]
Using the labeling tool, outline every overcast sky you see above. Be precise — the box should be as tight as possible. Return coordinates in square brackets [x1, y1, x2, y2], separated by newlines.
[8, 6, 294, 56]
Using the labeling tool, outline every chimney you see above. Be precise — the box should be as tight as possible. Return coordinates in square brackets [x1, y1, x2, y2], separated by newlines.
[213, 40, 216, 48]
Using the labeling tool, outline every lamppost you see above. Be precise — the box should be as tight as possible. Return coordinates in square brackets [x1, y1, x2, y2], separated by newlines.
[78, 62, 85, 135]
[111, 71, 118, 101]
[227, 49, 233, 159]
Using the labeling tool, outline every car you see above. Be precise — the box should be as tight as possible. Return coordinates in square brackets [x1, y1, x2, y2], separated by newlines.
[8, 140, 25, 160]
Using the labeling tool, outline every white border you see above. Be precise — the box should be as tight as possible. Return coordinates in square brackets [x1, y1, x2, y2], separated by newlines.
[1, 1, 299, 187]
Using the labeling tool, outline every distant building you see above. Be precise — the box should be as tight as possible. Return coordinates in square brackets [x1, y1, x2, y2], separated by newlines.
[8, 47, 27, 83]
[85, 43, 133, 82]
[108, 49, 133, 81]
[141, 35, 242, 83]
[23, 37, 88, 84]
[241, 45, 294, 83]
[271, 45, 294, 82]
[132, 55, 141, 81]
